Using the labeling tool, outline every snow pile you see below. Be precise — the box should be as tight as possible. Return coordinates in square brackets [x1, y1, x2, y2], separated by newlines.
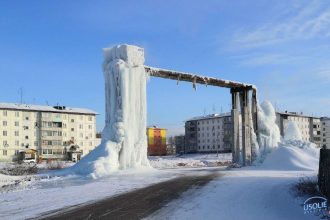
[284, 121, 302, 141]
[255, 101, 281, 162]
[259, 142, 319, 171]
[149, 153, 232, 169]
[65, 45, 150, 178]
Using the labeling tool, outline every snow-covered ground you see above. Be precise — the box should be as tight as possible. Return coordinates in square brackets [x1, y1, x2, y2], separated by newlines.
[149, 153, 232, 169]
[148, 144, 322, 220]
[0, 144, 322, 220]
[0, 169, 181, 220]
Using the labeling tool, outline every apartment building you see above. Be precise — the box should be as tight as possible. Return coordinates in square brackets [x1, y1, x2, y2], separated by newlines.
[321, 117, 330, 149]
[0, 103, 98, 162]
[275, 111, 321, 146]
[174, 135, 185, 154]
[185, 113, 232, 153]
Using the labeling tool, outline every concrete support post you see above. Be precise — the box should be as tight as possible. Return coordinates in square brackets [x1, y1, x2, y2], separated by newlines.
[231, 89, 240, 164]
[251, 89, 258, 133]
[240, 89, 252, 166]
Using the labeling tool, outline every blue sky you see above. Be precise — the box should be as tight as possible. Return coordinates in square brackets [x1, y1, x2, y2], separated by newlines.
[1, 0, 330, 135]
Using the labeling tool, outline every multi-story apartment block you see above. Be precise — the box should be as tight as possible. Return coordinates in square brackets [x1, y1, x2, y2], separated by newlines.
[185, 113, 232, 153]
[0, 103, 98, 162]
[275, 111, 321, 146]
[321, 117, 330, 149]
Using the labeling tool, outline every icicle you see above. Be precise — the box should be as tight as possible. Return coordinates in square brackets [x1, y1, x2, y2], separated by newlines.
[177, 74, 181, 85]
[192, 76, 197, 91]
[203, 77, 208, 87]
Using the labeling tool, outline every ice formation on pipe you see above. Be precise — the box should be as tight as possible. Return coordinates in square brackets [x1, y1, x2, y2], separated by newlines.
[68, 45, 150, 178]
[256, 101, 281, 162]
[284, 121, 303, 141]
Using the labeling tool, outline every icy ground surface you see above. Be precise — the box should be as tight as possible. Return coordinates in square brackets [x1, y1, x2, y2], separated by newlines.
[148, 144, 320, 220]
[0, 169, 185, 220]
[149, 153, 232, 169]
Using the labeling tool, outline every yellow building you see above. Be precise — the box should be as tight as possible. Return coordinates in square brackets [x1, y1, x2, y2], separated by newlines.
[147, 127, 167, 156]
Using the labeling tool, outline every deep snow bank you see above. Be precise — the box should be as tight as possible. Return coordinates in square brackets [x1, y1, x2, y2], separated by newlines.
[64, 45, 150, 178]
[284, 121, 303, 141]
[259, 141, 319, 171]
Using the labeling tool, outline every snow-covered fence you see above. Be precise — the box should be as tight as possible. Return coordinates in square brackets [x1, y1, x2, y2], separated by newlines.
[318, 149, 330, 199]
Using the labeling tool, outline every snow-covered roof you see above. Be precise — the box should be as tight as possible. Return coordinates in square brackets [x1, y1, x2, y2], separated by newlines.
[186, 112, 231, 121]
[276, 111, 319, 119]
[0, 103, 98, 115]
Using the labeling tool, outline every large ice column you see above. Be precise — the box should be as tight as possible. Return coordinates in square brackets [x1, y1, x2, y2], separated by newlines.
[68, 45, 150, 178]
[102, 44, 150, 170]
[256, 101, 281, 161]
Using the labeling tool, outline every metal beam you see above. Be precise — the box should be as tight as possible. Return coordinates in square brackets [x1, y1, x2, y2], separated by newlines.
[145, 66, 255, 89]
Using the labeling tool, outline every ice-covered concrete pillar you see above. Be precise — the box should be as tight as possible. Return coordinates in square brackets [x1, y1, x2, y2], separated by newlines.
[102, 44, 150, 170]
[68, 45, 150, 178]
[231, 89, 240, 164]
[240, 89, 252, 166]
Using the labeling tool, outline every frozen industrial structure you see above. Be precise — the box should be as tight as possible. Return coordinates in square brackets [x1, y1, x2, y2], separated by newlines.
[68, 44, 261, 178]
[69, 45, 150, 178]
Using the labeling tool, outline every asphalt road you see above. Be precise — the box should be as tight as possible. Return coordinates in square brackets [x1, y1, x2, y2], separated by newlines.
[36, 172, 219, 220]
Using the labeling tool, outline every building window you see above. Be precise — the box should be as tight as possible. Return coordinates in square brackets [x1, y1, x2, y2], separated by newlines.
[25, 136, 29, 140]
[3, 111, 7, 116]
[2, 121, 7, 126]
[15, 140, 19, 146]
[3, 150, 7, 156]
[3, 140, 8, 146]
[3, 131, 7, 136]
[14, 131, 19, 136]
[23, 126, 29, 130]
[88, 125, 92, 129]
[15, 121, 19, 126]
[25, 117, 29, 120]
[71, 128, 74, 131]
[15, 111, 19, 117]
[88, 116, 92, 121]
[79, 124, 83, 129]
[71, 119, 74, 123]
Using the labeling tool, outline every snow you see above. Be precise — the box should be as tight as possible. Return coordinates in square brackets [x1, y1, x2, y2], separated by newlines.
[258, 142, 319, 171]
[0, 170, 178, 220]
[254, 101, 281, 163]
[0, 173, 23, 188]
[149, 141, 320, 220]
[64, 45, 150, 178]
[0, 102, 97, 115]
[149, 153, 232, 169]
[285, 121, 303, 141]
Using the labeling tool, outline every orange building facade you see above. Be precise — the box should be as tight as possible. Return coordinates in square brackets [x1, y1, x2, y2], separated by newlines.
[147, 127, 167, 156]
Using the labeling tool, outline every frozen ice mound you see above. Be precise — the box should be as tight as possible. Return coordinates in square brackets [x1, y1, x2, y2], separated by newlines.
[258, 141, 319, 171]
[61, 44, 150, 179]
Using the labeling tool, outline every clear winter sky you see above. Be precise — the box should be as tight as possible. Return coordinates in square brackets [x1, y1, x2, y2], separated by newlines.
[1, 0, 330, 136]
